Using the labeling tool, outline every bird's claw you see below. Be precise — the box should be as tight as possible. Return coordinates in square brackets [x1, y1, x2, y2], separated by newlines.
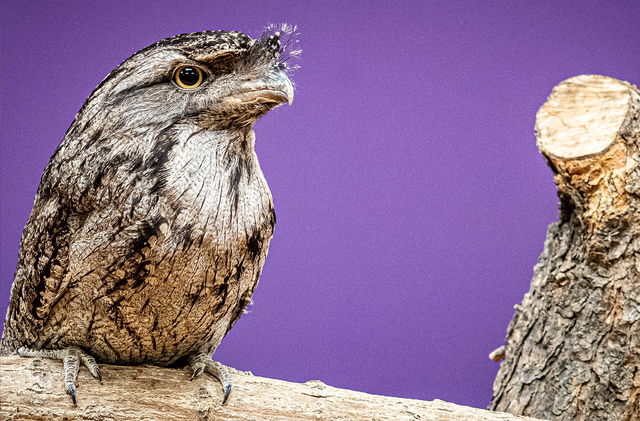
[67, 383, 77, 406]
[191, 365, 204, 380]
[222, 383, 232, 405]
[17, 346, 101, 405]
[189, 352, 235, 404]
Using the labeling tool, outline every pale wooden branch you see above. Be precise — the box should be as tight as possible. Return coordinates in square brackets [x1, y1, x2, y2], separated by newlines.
[0, 356, 543, 420]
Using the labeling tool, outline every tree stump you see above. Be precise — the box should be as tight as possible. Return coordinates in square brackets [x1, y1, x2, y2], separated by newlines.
[491, 75, 640, 420]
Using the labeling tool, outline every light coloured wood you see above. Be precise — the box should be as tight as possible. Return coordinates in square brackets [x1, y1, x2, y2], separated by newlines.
[535, 75, 632, 159]
[537, 76, 640, 228]
[0, 356, 543, 420]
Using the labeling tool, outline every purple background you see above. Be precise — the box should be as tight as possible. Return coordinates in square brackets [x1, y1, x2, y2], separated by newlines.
[1, 0, 639, 409]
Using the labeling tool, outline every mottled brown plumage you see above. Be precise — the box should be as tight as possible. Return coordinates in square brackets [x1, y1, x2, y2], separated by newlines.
[1, 25, 298, 404]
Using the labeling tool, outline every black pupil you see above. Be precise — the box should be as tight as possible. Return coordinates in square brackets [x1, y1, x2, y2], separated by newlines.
[179, 67, 200, 86]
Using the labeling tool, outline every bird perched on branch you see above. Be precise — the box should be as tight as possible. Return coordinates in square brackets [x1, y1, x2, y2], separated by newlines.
[1, 25, 299, 405]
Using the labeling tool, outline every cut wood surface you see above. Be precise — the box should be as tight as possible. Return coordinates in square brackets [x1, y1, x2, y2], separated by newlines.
[491, 75, 640, 420]
[535, 75, 632, 159]
[0, 355, 543, 421]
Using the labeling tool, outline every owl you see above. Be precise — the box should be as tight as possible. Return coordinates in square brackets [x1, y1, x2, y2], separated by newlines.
[1, 25, 298, 405]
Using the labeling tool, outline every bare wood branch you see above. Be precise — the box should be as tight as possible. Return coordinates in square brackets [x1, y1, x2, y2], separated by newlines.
[1, 356, 542, 420]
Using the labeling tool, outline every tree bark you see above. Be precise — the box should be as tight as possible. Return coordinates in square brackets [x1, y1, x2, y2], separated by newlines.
[0, 356, 540, 421]
[491, 75, 640, 420]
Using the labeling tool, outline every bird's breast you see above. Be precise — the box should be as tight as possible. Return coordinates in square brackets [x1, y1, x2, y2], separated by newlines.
[73, 129, 276, 365]
[161, 128, 274, 244]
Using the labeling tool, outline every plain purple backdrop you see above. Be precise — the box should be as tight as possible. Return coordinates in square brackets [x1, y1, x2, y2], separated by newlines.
[1, 0, 639, 409]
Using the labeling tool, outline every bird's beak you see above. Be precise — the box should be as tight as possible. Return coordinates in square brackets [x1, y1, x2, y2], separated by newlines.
[277, 71, 295, 106]
[226, 71, 294, 107]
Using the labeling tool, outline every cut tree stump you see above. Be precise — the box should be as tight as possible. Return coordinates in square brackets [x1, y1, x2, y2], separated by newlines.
[0, 356, 540, 421]
[491, 75, 640, 420]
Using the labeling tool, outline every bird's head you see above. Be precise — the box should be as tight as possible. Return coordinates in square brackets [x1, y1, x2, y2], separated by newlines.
[74, 25, 299, 135]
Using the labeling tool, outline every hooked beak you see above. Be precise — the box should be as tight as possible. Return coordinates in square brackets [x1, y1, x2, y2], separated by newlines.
[223, 71, 294, 107]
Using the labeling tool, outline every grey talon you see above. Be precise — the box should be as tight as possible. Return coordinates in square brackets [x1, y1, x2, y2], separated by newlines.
[191, 366, 203, 380]
[67, 384, 77, 406]
[222, 383, 232, 404]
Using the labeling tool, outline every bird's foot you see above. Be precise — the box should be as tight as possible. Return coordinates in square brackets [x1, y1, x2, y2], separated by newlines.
[189, 352, 251, 404]
[17, 346, 102, 405]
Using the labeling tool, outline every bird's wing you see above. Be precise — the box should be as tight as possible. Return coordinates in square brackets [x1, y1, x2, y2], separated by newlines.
[1, 130, 154, 353]
[1, 177, 73, 353]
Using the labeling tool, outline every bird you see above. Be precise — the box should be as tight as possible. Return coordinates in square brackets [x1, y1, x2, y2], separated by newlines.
[0, 24, 299, 405]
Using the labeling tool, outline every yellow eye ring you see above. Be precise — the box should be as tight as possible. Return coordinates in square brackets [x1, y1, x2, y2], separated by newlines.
[173, 66, 204, 89]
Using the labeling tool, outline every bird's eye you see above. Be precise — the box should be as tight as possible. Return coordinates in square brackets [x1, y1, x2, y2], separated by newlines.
[173, 66, 205, 89]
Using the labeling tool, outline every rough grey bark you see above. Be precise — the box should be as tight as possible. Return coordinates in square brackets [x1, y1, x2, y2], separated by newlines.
[491, 75, 640, 420]
[0, 355, 543, 421]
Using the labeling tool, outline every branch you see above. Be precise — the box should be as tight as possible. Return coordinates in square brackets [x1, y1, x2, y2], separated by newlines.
[1, 356, 542, 420]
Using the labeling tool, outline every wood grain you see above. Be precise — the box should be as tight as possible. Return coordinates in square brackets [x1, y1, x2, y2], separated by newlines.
[0, 356, 543, 421]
